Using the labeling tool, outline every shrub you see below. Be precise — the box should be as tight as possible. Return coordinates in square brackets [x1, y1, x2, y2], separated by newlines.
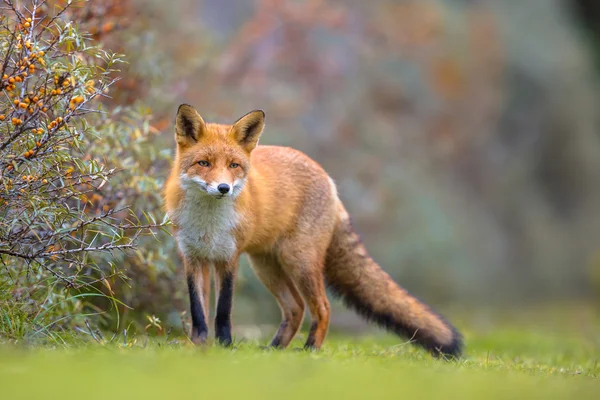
[0, 0, 166, 342]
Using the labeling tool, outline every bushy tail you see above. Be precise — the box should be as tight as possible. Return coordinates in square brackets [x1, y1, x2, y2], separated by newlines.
[324, 211, 463, 358]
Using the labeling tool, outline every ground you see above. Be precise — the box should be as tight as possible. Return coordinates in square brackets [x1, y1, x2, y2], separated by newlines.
[1, 310, 598, 400]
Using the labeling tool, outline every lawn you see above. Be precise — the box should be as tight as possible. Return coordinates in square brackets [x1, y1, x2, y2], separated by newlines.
[0, 317, 598, 400]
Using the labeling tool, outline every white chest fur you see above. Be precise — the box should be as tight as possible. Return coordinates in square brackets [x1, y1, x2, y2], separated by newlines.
[171, 190, 240, 262]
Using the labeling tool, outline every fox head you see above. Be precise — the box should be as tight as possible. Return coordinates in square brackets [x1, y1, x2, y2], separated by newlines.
[174, 104, 265, 199]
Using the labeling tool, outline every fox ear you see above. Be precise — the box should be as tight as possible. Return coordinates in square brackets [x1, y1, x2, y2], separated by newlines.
[231, 110, 265, 152]
[175, 104, 205, 146]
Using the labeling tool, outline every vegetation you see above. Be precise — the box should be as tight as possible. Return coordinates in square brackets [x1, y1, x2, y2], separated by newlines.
[0, 0, 166, 341]
[0, 324, 598, 399]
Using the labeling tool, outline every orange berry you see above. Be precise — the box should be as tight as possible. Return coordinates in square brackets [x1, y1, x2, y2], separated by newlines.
[20, 188, 25, 193]
[33, 96, 38, 102]
[19, 103, 27, 108]
[0, 115, 5, 121]
[55, 89, 61, 95]
[24, 22, 30, 28]
[36, 141, 41, 147]
[7, 165, 13, 171]
[42, 179, 48, 184]
[26, 18, 32, 23]
[15, 76, 22, 83]
[38, 51, 45, 56]
[13, 99, 20, 105]
[62, 80, 69, 87]
[42, 107, 47, 112]
[2, 74, 7, 79]
[102, 22, 114, 33]
[57, 117, 63, 123]
[51, 90, 57, 95]
[37, 101, 43, 107]
[28, 108, 33, 114]
[8, 78, 15, 84]
[74, 96, 84, 104]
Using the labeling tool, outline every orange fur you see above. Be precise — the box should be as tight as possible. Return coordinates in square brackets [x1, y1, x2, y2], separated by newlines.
[164, 105, 462, 356]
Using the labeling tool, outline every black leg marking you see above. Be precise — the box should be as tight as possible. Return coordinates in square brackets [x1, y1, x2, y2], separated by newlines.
[215, 272, 234, 346]
[269, 320, 289, 349]
[303, 321, 319, 350]
[187, 274, 208, 342]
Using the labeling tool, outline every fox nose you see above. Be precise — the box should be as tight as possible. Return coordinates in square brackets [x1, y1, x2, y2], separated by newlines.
[217, 183, 230, 194]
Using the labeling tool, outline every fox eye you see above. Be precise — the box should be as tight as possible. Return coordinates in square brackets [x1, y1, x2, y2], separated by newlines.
[229, 162, 239, 169]
[198, 160, 210, 167]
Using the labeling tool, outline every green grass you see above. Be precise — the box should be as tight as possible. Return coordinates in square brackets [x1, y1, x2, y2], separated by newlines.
[0, 323, 598, 400]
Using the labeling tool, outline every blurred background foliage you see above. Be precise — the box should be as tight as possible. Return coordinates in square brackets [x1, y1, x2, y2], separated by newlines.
[3, 0, 600, 339]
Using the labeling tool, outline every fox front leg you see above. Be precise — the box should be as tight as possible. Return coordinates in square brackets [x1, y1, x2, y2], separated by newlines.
[186, 264, 210, 344]
[214, 260, 238, 346]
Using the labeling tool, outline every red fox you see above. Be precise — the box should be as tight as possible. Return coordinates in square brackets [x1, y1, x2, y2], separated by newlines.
[164, 104, 462, 357]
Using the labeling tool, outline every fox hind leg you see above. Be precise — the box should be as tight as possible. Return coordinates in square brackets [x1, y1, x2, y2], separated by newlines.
[276, 193, 336, 351]
[294, 270, 330, 350]
[278, 245, 331, 351]
[249, 254, 305, 348]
